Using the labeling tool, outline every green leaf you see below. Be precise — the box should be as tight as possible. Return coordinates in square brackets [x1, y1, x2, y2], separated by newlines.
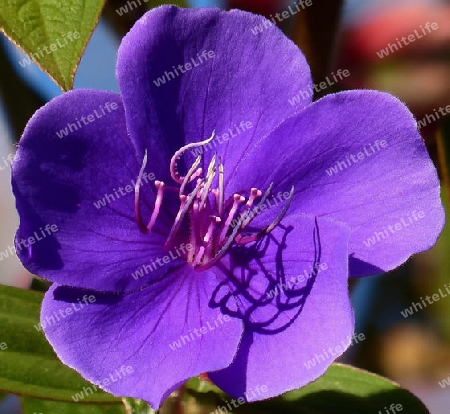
[145, 0, 187, 9]
[0, 285, 121, 403]
[0, 0, 106, 91]
[21, 396, 127, 414]
[122, 398, 156, 413]
[185, 364, 430, 414]
[266, 363, 430, 414]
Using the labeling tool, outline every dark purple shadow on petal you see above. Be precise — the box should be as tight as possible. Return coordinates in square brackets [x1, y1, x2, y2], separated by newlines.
[349, 256, 384, 278]
[52, 285, 123, 306]
[48, 261, 186, 310]
[13, 136, 89, 213]
[124, 36, 197, 181]
[216, 329, 253, 396]
[13, 189, 63, 270]
[210, 219, 321, 335]
[141, 50, 189, 155]
[12, 134, 99, 268]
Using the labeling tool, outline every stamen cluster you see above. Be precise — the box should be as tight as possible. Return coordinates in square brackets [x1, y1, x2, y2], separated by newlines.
[135, 133, 294, 270]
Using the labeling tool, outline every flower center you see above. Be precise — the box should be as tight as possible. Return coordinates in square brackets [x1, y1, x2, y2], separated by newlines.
[135, 132, 294, 270]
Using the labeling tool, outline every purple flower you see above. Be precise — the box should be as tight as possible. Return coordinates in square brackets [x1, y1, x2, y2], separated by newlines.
[12, 5, 444, 409]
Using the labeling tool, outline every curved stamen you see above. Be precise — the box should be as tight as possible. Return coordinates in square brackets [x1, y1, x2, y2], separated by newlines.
[207, 154, 217, 176]
[218, 161, 224, 216]
[189, 168, 203, 184]
[199, 168, 216, 210]
[241, 182, 274, 229]
[135, 150, 150, 233]
[246, 188, 262, 209]
[192, 216, 221, 266]
[136, 183, 165, 235]
[180, 155, 202, 195]
[164, 181, 203, 248]
[146, 181, 165, 233]
[199, 155, 217, 210]
[262, 186, 294, 234]
[235, 186, 294, 244]
[170, 132, 215, 184]
[219, 194, 245, 242]
[189, 200, 200, 262]
[229, 187, 262, 229]
[196, 216, 243, 271]
[135, 151, 166, 234]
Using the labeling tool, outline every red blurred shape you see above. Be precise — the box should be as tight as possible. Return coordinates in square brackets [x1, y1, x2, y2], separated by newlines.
[227, 0, 285, 16]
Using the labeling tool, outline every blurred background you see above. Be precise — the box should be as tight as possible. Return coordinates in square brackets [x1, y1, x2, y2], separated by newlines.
[1, 0, 449, 413]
